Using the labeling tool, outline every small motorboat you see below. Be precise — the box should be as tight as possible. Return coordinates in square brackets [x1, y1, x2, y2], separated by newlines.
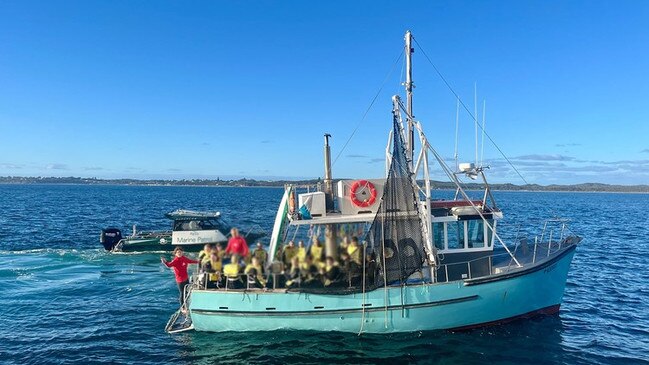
[100, 209, 265, 252]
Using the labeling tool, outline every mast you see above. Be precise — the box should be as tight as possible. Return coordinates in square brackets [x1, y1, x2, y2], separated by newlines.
[405, 30, 414, 165]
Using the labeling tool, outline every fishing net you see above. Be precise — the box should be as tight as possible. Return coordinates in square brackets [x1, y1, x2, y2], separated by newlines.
[364, 118, 427, 287]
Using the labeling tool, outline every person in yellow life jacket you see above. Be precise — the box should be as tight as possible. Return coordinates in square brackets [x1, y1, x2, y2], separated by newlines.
[340, 236, 350, 256]
[214, 243, 224, 258]
[204, 252, 223, 288]
[299, 255, 321, 288]
[244, 257, 267, 288]
[347, 236, 362, 266]
[253, 242, 268, 267]
[223, 254, 243, 289]
[322, 256, 343, 287]
[282, 241, 298, 269]
[198, 243, 213, 270]
[309, 238, 325, 268]
[296, 241, 307, 263]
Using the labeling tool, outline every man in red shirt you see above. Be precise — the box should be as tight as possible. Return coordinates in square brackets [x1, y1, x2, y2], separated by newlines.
[161, 247, 198, 311]
[225, 227, 249, 260]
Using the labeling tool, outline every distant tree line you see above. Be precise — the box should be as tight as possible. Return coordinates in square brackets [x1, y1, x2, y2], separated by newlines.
[1, 176, 648, 192]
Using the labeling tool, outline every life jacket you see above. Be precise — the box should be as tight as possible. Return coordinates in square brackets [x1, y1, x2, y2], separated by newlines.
[244, 263, 266, 286]
[347, 244, 362, 265]
[253, 248, 268, 263]
[296, 247, 307, 263]
[283, 246, 297, 263]
[310, 244, 324, 262]
[244, 263, 263, 275]
[209, 257, 222, 272]
[198, 250, 212, 266]
[205, 257, 222, 281]
[223, 262, 240, 279]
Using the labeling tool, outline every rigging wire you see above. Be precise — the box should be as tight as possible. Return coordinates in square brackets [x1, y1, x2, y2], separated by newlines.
[481, 100, 486, 166]
[412, 37, 529, 185]
[454, 98, 460, 171]
[332, 49, 405, 167]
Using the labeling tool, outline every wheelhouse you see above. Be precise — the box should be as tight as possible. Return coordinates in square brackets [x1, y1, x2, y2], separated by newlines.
[429, 200, 502, 281]
[165, 210, 230, 246]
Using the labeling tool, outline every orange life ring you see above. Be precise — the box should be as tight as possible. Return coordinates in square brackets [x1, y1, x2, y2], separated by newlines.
[350, 180, 377, 208]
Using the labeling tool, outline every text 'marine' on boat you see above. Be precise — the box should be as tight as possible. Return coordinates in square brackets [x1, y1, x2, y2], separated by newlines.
[166, 31, 581, 334]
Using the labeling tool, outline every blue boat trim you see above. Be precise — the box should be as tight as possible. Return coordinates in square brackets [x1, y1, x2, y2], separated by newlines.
[464, 244, 577, 286]
[191, 295, 479, 317]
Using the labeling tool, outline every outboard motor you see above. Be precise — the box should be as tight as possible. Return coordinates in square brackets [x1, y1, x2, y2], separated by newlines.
[100, 228, 123, 251]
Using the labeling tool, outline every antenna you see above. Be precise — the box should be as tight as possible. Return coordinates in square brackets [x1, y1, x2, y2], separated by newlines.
[474, 83, 478, 166]
[481, 99, 486, 167]
[454, 98, 460, 171]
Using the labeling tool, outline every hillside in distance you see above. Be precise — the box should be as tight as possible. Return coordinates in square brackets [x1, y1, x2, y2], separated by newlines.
[1, 176, 648, 193]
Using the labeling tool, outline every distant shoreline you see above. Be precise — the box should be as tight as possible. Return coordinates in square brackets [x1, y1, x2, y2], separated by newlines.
[2, 176, 648, 193]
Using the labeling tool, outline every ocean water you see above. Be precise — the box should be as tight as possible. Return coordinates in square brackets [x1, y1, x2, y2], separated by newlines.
[1, 185, 648, 364]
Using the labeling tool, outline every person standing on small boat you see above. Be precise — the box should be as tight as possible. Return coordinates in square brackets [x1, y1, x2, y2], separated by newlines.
[225, 228, 249, 262]
[161, 247, 198, 311]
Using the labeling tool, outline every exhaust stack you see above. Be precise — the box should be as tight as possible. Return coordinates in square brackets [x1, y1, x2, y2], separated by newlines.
[323, 133, 337, 259]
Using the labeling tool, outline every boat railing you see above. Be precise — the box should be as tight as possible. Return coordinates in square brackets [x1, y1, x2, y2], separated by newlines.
[191, 269, 366, 292]
[243, 224, 266, 241]
[433, 235, 579, 283]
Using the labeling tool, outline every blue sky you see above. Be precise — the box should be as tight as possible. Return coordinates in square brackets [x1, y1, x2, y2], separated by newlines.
[1, 1, 648, 185]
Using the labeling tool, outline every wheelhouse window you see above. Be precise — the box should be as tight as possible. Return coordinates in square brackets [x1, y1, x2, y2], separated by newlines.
[486, 219, 495, 247]
[173, 218, 224, 231]
[446, 221, 465, 249]
[467, 219, 485, 248]
[432, 222, 445, 250]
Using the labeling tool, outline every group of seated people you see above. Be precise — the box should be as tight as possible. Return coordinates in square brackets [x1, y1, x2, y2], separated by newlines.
[196, 241, 268, 289]
[196, 236, 378, 290]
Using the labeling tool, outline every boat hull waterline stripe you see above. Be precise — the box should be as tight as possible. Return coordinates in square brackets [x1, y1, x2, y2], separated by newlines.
[191, 295, 478, 317]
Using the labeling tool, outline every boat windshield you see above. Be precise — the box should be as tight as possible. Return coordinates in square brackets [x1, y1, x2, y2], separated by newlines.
[173, 218, 225, 232]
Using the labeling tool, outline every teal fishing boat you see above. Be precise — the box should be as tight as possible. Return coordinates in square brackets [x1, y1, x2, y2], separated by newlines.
[167, 31, 580, 334]
[101, 209, 265, 252]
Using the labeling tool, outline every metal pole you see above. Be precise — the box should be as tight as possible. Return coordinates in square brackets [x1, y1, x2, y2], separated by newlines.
[322, 133, 338, 258]
[323, 133, 333, 211]
[405, 31, 414, 166]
